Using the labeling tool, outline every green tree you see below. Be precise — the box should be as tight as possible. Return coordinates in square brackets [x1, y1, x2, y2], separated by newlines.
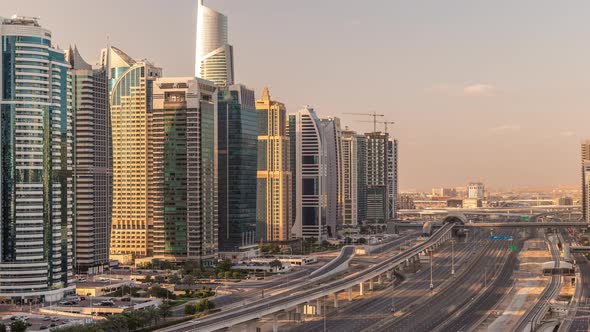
[159, 302, 173, 319]
[184, 304, 197, 315]
[357, 237, 367, 244]
[182, 275, 195, 285]
[0, 323, 7, 332]
[169, 274, 181, 284]
[144, 275, 153, 284]
[217, 272, 224, 279]
[10, 320, 27, 332]
[232, 271, 241, 279]
[223, 271, 232, 279]
[154, 275, 165, 284]
[216, 259, 233, 272]
[269, 259, 283, 270]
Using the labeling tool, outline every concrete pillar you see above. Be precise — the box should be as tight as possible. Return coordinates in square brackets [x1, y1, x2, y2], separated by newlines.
[316, 298, 322, 316]
[369, 279, 374, 290]
[378, 274, 383, 284]
[359, 282, 365, 296]
[273, 313, 279, 332]
[334, 293, 339, 308]
[387, 270, 393, 280]
[348, 287, 353, 301]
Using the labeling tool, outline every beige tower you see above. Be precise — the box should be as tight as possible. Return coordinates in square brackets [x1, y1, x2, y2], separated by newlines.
[256, 88, 292, 241]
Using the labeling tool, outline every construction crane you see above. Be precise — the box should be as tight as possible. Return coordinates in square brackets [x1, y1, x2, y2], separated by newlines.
[359, 120, 395, 134]
[343, 112, 384, 133]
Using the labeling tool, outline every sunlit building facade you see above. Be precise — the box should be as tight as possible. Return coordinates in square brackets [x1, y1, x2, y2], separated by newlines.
[256, 88, 291, 241]
[66, 45, 111, 274]
[196, 0, 234, 86]
[365, 132, 389, 223]
[102, 46, 162, 263]
[321, 117, 344, 237]
[388, 138, 398, 219]
[341, 129, 358, 226]
[583, 141, 590, 223]
[0, 17, 74, 302]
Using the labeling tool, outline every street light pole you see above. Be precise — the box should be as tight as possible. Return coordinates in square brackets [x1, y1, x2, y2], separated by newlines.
[451, 239, 455, 277]
[430, 250, 434, 291]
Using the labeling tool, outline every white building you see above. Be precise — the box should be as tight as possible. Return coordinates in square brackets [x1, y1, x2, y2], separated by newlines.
[196, 0, 234, 86]
[291, 106, 327, 241]
[388, 139, 398, 219]
[584, 160, 590, 223]
[341, 129, 358, 226]
[468, 182, 485, 199]
[321, 117, 344, 237]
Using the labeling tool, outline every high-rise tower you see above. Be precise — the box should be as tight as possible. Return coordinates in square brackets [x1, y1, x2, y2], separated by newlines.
[66, 45, 111, 274]
[151, 77, 218, 262]
[256, 88, 292, 241]
[582, 140, 590, 222]
[217, 84, 257, 251]
[196, 0, 235, 86]
[0, 17, 74, 302]
[341, 129, 358, 226]
[365, 132, 389, 223]
[102, 46, 162, 263]
[321, 117, 344, 237]
[292, 106, 327, 241]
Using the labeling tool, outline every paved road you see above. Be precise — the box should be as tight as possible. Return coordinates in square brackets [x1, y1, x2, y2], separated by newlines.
[375, 229, 517, 332]
[568, 251, 590, 331]
[285, 231, 482, 332]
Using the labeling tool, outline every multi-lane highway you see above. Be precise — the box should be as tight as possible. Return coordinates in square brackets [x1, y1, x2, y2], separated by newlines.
[372, 229, 519, 332]
[285, 230, 482, 332]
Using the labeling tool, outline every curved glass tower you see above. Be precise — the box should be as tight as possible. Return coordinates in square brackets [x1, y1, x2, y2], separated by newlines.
[0, 17, 74, 303]
[196, 0, 235, 86]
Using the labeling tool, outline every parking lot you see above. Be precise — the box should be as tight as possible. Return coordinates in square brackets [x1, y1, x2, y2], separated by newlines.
[1, 313, 87, 331]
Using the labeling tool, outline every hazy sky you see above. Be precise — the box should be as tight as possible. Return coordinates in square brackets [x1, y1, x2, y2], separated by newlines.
[2, 0, 588, 191]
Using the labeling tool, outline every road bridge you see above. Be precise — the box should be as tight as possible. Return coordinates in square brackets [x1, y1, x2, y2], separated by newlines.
[158, 224, 457, 332]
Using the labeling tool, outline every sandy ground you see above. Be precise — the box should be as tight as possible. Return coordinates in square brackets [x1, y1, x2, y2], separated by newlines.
[476, 238, 552, 332]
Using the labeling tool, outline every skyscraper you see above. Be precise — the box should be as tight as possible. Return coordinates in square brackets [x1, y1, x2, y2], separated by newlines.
[582, 141, 590, 222]
[66, 45, 111, 274]
[196, 0, 235, 86]
[292, 106, 327, 241]
[151, 77, 218, 262]
[356, 135, 367, 224]
[217, 84, 257, 251]
[256, 88, 292, 241]
[102, 46, 162, 263]
[341, 129, 358, 226]
[468, 182, 485, 199]
[365, 132, 389, 223]
[388, 138, 398, 219]
[321, 117, 344, 237]
[288, 114, 297, 236]
[0, 17, 74, 302]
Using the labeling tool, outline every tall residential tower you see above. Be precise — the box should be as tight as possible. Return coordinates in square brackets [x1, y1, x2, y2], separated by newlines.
[0, 17, 74, 302]
[256, 88, 292, 241]
[582, 141, 590, 222]
[66, 46, 111, 274]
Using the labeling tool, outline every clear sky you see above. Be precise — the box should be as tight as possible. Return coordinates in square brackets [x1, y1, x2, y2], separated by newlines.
[2, 0, 588, 191]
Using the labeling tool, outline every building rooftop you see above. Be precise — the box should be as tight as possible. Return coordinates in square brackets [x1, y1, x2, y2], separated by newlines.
[2, 15, 41, 27]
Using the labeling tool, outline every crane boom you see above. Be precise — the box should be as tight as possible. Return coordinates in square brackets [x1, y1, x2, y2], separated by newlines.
[343, 112, 385, 133]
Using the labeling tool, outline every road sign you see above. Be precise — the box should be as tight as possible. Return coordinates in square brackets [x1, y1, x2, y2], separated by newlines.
[489, 235, 513, 241]
[509, 246, 519, 250]
[520, 216, 530, 221]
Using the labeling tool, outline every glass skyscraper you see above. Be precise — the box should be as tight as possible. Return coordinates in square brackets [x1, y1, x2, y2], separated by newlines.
[217, 84, 257, 252]
[152, 77, 218, 262]
[66, 45, 111, 274]
[0, 17, 74, 302]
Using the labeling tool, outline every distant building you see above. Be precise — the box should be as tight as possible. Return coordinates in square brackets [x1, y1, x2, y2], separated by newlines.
[558, 197, 574, 206]
[432, 188, 457, 197]
[291, 106, 327, 241]
[398, 195, 416, 210]
[447, 199, 463, 208]
[256, 87, 291, 241]
[356, 135, 368, 223]
[365, 132, 390, 223]
[0, 17, 74, 302]
[196, 0, 234, 86]
[388, 139, 399, 219]
[321, 117, 344, 236]
[463, 198, 483, 209]
[151, 77, 218, 263]
[341, 129, 358, 226]
[468, 182, 485, 199]
[582, 141, 590, 222]
[66, 45, 111, 274]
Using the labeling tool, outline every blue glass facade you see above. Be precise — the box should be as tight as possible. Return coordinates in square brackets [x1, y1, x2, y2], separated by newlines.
[217, 85, 257, 251]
